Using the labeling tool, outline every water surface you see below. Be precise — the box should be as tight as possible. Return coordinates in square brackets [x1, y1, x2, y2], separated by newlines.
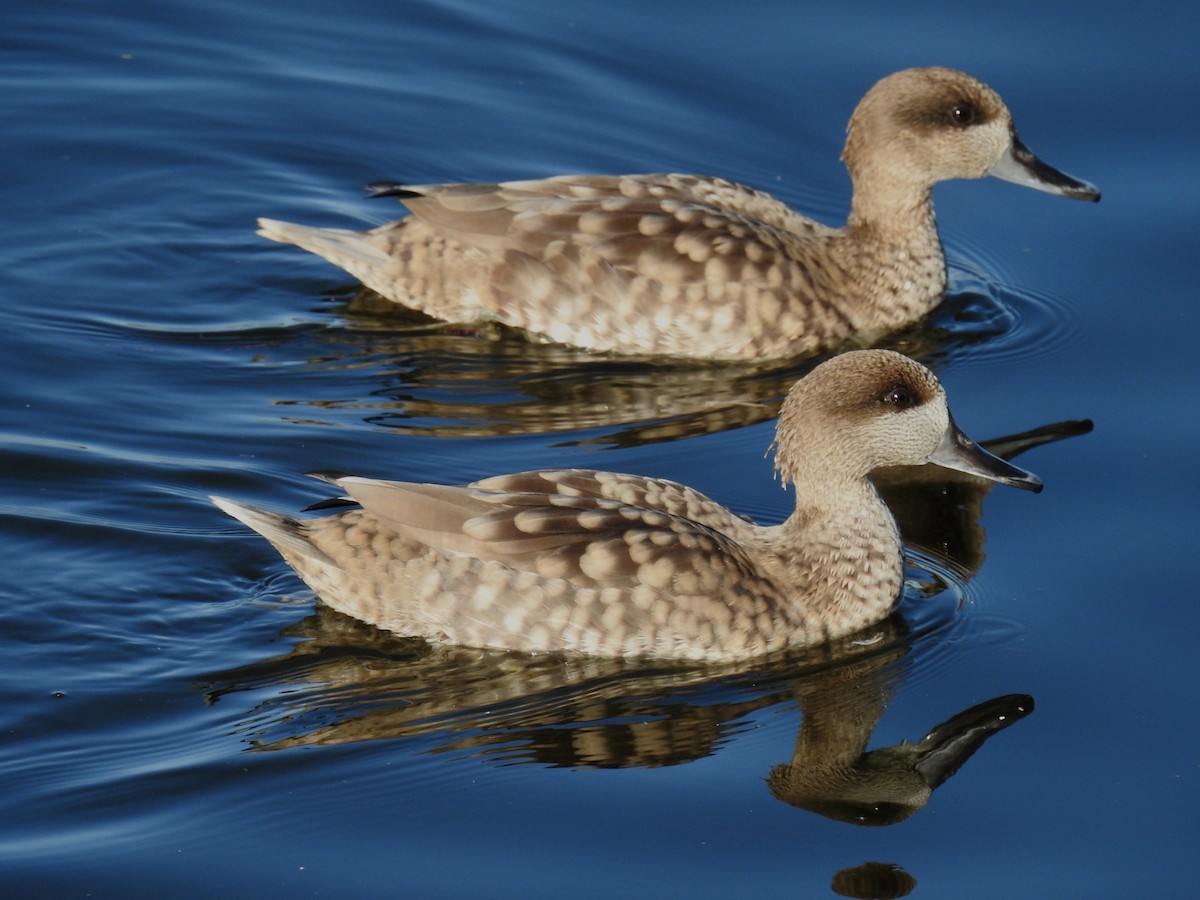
[3, 2, 1197, 897]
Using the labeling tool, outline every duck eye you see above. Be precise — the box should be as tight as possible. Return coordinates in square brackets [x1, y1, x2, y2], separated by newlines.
[883, 386, 914, 409]
[950, 103, 977, 127]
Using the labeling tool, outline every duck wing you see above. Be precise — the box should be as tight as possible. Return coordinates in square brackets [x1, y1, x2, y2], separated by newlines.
[360, 175, 850, 357]
[331, 473, 766, 590]
[472, 468, 755, 536]
[386, 173, 828, 250]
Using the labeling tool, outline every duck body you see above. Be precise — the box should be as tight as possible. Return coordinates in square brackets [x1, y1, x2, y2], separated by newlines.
[259, 174, 944, 359]
[218, 467, 902, 660]
[258, 67, 1098, 360]
[214, 351, 1043, 661]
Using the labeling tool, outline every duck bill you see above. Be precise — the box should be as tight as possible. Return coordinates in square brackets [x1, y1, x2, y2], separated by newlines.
[987, 133, 1100, 202]
[927, 415, 1044, 492]
[913, 694, 1035, 790]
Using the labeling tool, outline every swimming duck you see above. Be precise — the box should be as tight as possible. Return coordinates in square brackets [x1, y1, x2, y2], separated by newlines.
[257, 67, 1098, 360]
[213, 350, 1042, 661]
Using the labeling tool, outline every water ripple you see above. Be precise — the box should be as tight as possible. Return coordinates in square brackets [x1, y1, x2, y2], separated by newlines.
[932, 262, 1084, 369]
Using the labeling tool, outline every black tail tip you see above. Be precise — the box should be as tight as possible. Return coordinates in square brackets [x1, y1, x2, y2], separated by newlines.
[364, 181, 418, 200]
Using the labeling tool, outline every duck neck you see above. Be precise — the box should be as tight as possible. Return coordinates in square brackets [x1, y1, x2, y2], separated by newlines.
[776, 476, 906, 640]
[840, 176, 947, 333]
[844, 162, 938, 241]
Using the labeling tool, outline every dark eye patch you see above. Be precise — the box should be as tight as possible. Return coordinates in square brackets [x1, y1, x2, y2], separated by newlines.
[895, 89, 995, 132]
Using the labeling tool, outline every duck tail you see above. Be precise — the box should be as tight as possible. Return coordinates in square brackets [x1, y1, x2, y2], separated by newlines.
[255, 217, 393, 270]
[211, 496, 338, 569]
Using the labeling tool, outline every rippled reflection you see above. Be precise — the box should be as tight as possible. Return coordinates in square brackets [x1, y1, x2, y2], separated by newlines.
[258, 271, 1054, 448]
[204, 602, 1031, 829]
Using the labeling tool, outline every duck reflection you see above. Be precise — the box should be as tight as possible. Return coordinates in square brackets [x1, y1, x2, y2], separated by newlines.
[876, 416, 1092, 578]
[770, 673, 1031, 826]
[273, 280, 1019, 448]
[204, 608, 1030, 826]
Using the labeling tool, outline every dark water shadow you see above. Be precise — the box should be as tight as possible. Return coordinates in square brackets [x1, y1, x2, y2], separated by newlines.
[831, 861, 920, 899]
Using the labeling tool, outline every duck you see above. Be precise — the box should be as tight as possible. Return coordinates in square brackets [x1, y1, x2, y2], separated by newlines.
[257, 67, 1098, 360]
[213, 350, 1043, 662]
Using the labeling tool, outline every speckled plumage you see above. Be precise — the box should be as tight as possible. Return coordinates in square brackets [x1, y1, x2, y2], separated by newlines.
[257, 67, 1098, 360]
[214, 350, 1043, 662]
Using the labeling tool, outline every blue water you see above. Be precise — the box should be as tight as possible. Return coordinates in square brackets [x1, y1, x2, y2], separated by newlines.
[3, 1, 1198, 897]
